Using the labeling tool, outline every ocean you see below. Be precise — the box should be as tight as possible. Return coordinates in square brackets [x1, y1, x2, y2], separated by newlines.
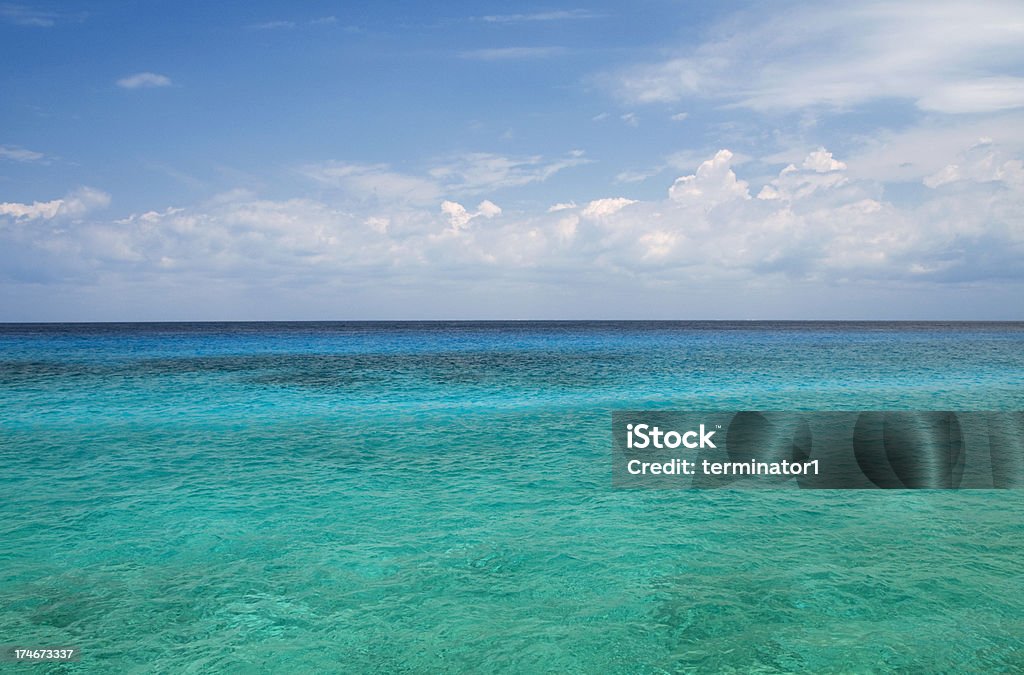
[1, 322, 1023, 672]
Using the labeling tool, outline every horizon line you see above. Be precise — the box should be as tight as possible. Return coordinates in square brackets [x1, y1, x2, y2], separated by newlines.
[3, 318, 1024, 325]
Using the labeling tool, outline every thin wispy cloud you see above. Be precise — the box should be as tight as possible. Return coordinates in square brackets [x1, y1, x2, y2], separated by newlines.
[0, 3, 58, 26]
[478, 9, 600, 23]
[116, 72, 172, 89]
[429, 151, 591, 192]
[301, 162, 442, 205]
[606, 1, 1024, 114]
[248, 20, 296, 30]
[247, 17, 338, 30]
[460, 47, 568, 61]
[614, 168, 659, 184]
[301, 151, 591, 204]
[0, 145, 45, 162]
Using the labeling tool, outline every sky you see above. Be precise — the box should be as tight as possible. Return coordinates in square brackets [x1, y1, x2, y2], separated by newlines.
[1, 0, 1023, 320]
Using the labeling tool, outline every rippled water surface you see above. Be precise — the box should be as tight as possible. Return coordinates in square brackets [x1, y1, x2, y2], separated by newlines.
[1, 322, 1023, 672]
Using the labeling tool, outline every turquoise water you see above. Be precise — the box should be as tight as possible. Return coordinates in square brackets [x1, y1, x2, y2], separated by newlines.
[1, 322, 1023, 673]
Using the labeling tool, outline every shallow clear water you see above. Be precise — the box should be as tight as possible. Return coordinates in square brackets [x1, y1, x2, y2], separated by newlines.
[1, 322, 1023, 672]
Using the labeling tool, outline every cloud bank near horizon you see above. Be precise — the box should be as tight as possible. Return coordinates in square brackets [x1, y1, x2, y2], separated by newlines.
[2, 141, 1021, 319]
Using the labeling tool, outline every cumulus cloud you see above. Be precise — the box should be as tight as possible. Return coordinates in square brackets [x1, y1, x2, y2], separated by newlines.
[441, 199, 501, 232]
[0, 199, 62, 221]
[59, 187, 112, 217]
[802, 149, 846, 173]
[116, 72, 172, 89]
[0, 187, 109, 221]
[606, 1, 1024, 114]
[840, 113, 1024, 184]
[924, 139, 1024, 189]
[757, 150, 850, 201]
[668, 150, 750, 204]
[581, 197, 636, 218]
[476, 199, 501, 218]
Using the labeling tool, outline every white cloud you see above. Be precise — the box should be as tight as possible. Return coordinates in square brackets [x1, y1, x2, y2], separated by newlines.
[558, 146, 1024, 282]
[670, 112, 688, 122]
[916, 77, 1024, 115]
[364, 216, 390, 234]
[548, 201, 577, 212]
[441, 199, 501, 232]
[0, 187, 110, 221]
[60, 187, 113, 217]
[924, 140, 1024, 188]
[476, 199, 501, 218]
[802, 149, 846, 173]
[620, 112, 638, 127]
[117, 72, 172, 89]
[115, 207, 184, 226]
[841, 112, 1024, 184]
[0, 145, 44, 162]
[554, 214, 579, 242]
[0, 199, 62, 220]
[668, 149, 750, 204]
[581, 197, 636, 218]
[607, 1, 1024, 114]
[757, 151, 849, 201]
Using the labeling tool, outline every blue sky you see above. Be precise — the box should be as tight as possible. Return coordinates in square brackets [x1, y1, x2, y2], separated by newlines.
[2, 0, 1024, 320]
